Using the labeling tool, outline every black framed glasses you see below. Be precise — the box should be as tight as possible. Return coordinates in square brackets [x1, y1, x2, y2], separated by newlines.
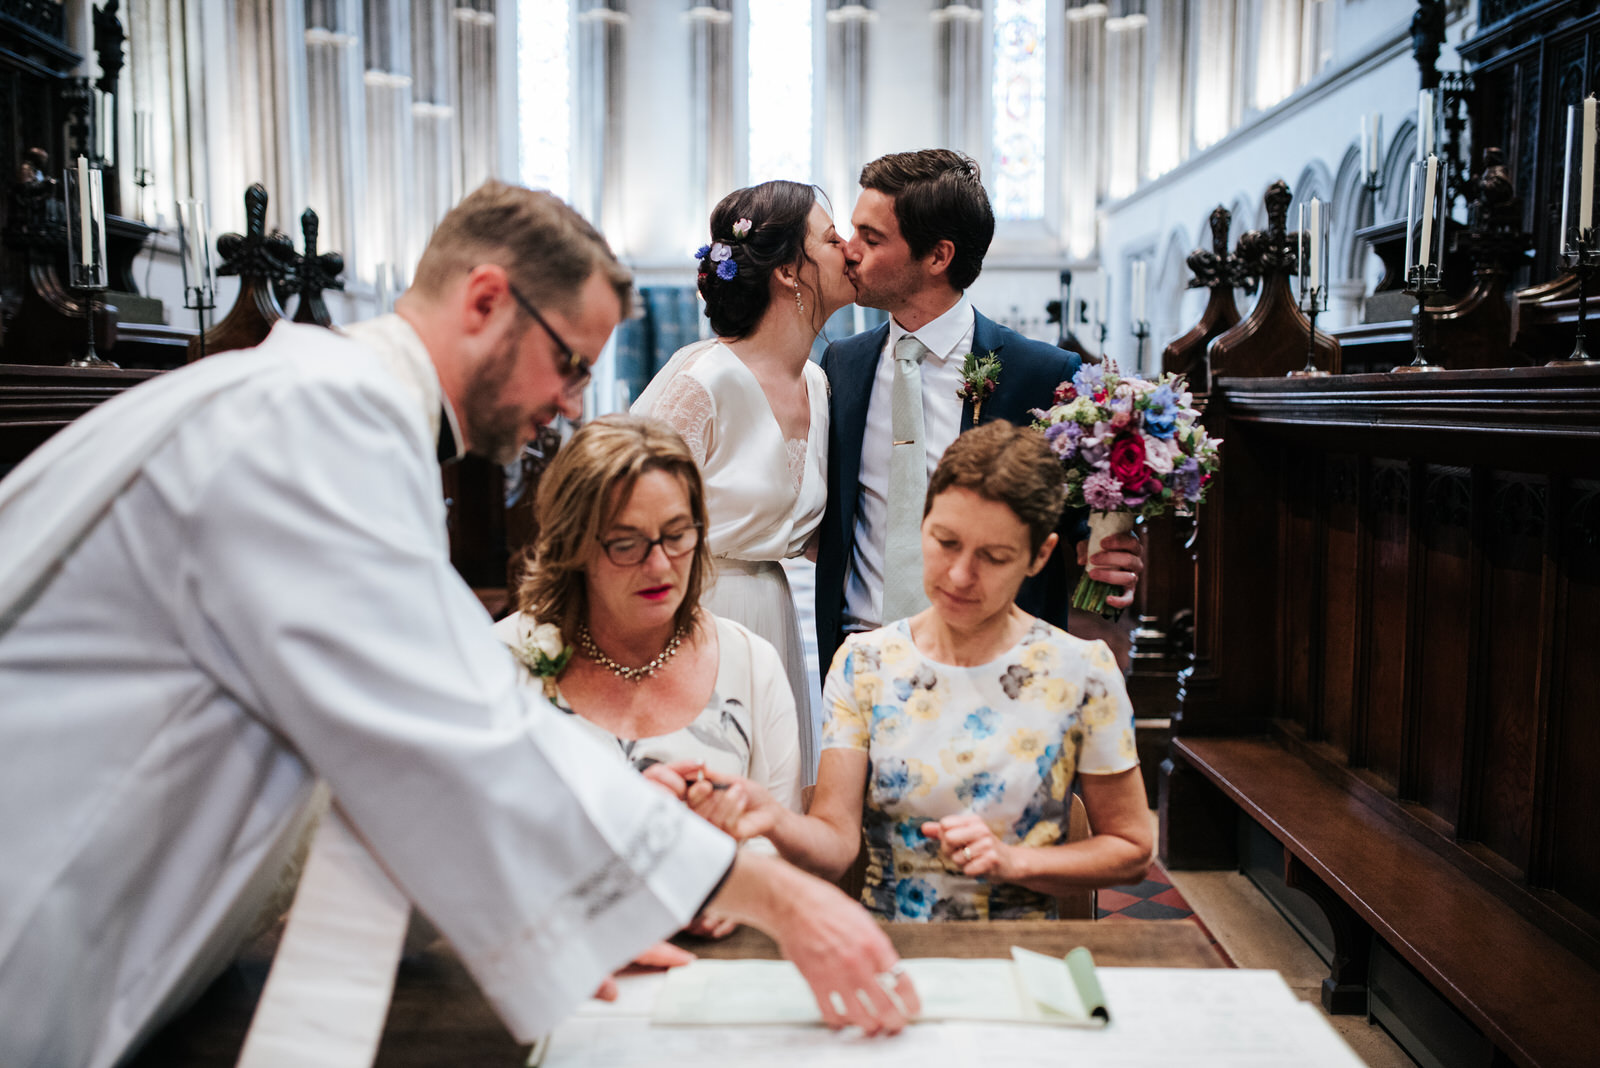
[507, 282, 593, 396]
[598, 524, 702, 567]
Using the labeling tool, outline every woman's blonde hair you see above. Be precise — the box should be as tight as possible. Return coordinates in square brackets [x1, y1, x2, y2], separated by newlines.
[515, 415, 712, 640]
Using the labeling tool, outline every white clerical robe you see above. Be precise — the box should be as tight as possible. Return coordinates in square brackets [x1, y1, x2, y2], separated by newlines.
[0, 319, 735, 1068]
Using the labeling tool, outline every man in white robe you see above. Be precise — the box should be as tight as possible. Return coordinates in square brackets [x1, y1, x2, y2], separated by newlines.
[0, 182, 915, 1068]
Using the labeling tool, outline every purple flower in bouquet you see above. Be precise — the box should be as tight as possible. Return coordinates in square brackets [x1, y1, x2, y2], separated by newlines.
[1083, 471, 1125, 511]
[1044, 420, 1081, 459]
[1072, 362, 1106, 397]
[1078, 423, 1112, 466]
[1172, 457, 1203, 500]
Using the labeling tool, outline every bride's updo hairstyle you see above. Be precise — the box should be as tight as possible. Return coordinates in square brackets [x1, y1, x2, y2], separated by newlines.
[696, 180, 820, 339]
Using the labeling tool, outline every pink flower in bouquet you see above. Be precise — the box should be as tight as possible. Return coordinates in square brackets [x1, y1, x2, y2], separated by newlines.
[1082, 471, 1125, 511]
[1110, 409, 1132, 429]
[1054, 382, 1077, 404]
[1143, 434, 1179, 475]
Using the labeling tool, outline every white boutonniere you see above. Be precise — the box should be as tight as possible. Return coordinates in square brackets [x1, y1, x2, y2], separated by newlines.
[515, 621, 573, 700]
[957, 350, 1001, 424]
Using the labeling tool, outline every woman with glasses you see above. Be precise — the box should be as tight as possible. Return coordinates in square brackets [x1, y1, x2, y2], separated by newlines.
[689, 422, 1153, 921]
[632, 181, 857, 782]
[492, 415, 804, 932]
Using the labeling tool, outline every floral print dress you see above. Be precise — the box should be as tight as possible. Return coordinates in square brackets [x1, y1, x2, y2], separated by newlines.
[821, 618, 1137, 921]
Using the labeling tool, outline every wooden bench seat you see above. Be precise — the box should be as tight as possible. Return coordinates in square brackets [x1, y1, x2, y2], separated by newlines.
[1175, 735, 1600, 1068]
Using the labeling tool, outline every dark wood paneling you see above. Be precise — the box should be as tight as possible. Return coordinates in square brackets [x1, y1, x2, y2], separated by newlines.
[1361, 459, 1409, 788]
[1414, 467, 1474, 829]
[1319, 454, 1360, 753]
[1162, 366, 1600, 1068]
[1281, 450, 1320, 733]
[1474, 477, 1547, 874]
[1551, 482, 1600, 917]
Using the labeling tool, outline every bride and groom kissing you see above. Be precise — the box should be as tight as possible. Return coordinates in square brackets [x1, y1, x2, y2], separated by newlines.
[631, 147, 1144, 775]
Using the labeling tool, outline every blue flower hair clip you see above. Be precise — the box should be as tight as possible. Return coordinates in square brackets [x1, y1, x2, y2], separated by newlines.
[694, 240, 738, 281]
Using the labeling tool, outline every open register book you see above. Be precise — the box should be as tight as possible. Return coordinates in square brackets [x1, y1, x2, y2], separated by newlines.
[651, 946, 1109, 1027]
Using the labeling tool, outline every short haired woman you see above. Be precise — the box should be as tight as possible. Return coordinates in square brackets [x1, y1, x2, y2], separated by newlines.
[692, 421, 1153, 921]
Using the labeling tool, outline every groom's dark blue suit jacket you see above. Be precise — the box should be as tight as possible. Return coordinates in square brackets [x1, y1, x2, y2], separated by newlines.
[816, 310, 1083, 672]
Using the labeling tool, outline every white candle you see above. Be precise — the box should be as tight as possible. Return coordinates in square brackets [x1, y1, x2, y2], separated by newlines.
[180, 199, 208, 288]
[134, 111, 149, 175]
[1581, 95, 1596, 233]
[76, 155, 93, 266]
[1419, 155, 1438, 268]
[1417, 90, 1434, 160]
[1131, 261, 1147, 325]
[1308, 199, 1322, 292]
[1368, 114, 1382, 181]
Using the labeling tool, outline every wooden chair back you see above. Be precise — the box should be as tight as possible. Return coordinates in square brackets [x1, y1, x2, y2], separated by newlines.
[1054, 793, 1097, 920]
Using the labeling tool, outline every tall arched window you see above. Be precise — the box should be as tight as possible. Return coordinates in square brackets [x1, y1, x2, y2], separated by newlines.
[518, 0, 571, 200]
[991, 0, 1047, 220]
[747, 0, 814, 185]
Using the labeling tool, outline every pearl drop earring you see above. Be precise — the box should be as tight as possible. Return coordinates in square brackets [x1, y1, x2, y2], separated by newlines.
[794, 284, 805, 316]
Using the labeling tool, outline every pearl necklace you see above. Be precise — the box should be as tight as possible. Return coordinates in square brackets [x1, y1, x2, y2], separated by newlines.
[576, 622, 690, 683]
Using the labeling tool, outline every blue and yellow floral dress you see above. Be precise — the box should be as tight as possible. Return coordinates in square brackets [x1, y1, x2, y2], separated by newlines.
[821, 618, 1137, 921]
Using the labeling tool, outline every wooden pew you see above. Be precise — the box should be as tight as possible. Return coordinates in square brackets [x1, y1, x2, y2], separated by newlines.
[1159, 364, 1600, 1068]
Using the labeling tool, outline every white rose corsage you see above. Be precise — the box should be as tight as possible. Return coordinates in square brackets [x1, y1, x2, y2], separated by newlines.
[515, 621, 573, 700]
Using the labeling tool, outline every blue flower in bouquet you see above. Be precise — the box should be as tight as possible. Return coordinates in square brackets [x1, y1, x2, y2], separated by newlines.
[1083, 471, 1125, 510]
[1072, 362, 1106, 396]
[1172, 457, 1204, 500]
[895, 878, 937, 919]
[1144, 383, 1180, 439]
[1044, 420, 1081, 459]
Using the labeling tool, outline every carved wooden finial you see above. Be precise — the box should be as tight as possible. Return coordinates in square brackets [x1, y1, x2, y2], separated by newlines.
[286, 207, 346, 328]
[215, 183, 296, 285]
[1186, 207, 1251, 293]
[190, 183, 293, 361]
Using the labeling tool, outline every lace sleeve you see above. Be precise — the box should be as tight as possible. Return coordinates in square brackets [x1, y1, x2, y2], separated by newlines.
[649, 373, 715, 468]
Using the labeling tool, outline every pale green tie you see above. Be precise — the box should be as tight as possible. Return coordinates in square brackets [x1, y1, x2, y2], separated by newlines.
[882, 335, 931, 623]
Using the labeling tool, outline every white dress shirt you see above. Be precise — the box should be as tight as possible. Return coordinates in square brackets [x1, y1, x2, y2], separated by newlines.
[0, 319, 734, 1068]
[842, 296, 975, 632]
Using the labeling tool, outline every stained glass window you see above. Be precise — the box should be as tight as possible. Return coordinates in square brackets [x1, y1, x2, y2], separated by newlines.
[992, 0, 1047, 220]
[748, 0, 813, 184]
[518, 0, 571, 201]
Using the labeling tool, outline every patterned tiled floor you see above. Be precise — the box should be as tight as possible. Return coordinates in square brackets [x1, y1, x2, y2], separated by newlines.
[1101, 861, 1235, 966]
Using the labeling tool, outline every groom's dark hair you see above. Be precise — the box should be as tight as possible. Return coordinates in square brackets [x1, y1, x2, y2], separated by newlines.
[859, 150, 994, 291]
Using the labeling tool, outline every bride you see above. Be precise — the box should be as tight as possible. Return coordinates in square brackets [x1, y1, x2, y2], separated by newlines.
[633, 180, 855, 780]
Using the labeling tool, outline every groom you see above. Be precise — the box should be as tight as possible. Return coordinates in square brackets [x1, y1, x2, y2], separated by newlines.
[816, 149, 1143, 670]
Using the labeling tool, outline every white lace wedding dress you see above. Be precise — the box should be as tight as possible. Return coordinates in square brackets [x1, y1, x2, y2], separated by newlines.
[633, 339, 828, 780]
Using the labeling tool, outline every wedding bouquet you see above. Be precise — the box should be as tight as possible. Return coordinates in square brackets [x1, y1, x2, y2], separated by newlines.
[1032, 361, 1221, 619]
